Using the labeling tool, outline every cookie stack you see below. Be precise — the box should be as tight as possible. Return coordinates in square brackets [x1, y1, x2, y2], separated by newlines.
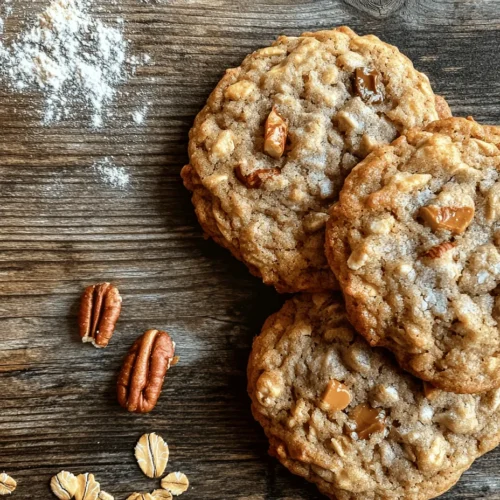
[182, 26, 500, 499]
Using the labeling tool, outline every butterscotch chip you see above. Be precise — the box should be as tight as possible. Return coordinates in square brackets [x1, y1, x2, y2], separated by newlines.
[50, 471, 78, 500]
[248, 293, 500, 500]
[0, 473, 16, 496]
[347, 404, 385, 439]
[326, 117, 500, 393]
[160, 472, 189, 496]
[320, 379, 351, 411]
[354, 67, 383, 104]
[135, 433, 169, 478]
[182, 26, 449, 293]
[420, 205, 475, 234]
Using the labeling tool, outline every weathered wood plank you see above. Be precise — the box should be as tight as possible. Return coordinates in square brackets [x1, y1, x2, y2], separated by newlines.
[1, 0, 500, 498]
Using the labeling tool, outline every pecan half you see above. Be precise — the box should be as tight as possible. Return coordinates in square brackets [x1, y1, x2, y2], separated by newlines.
[234, 165, 280, 189]
[79, 283, 122, 348]
[117, 329, 176, 413]
[264, 106, 288, 159]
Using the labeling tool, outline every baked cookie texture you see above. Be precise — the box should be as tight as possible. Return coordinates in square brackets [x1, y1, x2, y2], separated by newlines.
[247, 293, 500, 500]
[182, 26, 449, 293]
[326, 117, 500, 394]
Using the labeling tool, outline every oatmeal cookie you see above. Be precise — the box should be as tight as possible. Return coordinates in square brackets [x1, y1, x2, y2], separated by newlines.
[248, 293, 500, 499]
[182, 26, 450, 293]
[326, 117, 500, 393]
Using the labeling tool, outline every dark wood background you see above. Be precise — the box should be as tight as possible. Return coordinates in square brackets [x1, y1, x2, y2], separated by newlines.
[1, 0, 500, 498]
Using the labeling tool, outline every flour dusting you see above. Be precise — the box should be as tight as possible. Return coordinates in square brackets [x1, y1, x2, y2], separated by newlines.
[132, 104, 150, 125]
[93, 158, 130, 189]
[0, 0, 150, 127]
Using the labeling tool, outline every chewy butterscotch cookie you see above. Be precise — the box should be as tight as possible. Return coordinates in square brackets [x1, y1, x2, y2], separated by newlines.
[247, 293, 500, 500]
[326, 117, 500, 394]
[182, 26, 450, 293]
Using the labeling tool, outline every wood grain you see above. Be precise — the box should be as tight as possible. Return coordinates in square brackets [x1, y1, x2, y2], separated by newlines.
[0, 0, 500, 498]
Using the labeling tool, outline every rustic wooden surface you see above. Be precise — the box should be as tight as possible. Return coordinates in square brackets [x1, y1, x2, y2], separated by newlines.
[1, 0, 500, 498]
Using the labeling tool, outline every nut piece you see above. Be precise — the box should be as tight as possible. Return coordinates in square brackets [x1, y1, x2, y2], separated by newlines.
[320, 379, 351, 411]
[264, 106, 288, 159]
[234, 165, 280, 189]
[135, 433, 169, 479]
[0, 473, 16, 495]
[50, 471, 78, 500]
[423, 381, 441, 401]
[347, 404, 385, 440]
[98, 493, 114, 500]
[151, 490, 173, 500]
[161, 472, 190, 496]
[75, 473, 100, 500]
[419, 205, 475, 234]
[79, 283, 122, 348]
[117, 329, 176, 413]
[423, 241, 456, 259]
[354, 68, 383, 104]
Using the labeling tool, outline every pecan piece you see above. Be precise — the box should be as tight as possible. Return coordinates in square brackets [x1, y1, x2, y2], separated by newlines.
[117, 329, 176, 413]
[234, 165, 280, 189]
[264, 106, 288, 159]
[423, 241, 456, 259]
[79, 283, 122, 348]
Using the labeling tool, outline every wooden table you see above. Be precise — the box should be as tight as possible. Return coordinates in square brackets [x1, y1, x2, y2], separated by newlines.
[1, 0, 499, 498]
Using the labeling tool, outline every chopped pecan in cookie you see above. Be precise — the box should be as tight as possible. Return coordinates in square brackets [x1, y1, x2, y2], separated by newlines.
[264, 107, 288, 159]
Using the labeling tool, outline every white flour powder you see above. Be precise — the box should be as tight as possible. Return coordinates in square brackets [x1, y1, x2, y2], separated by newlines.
[0, 0, 149, 127]
[93, 157, 130, 189]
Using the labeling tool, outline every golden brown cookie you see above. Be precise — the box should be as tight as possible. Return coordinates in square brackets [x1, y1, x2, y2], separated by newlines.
[183, 26, 450, 293]
[326, 117, 500, 393]
[248, 293, 500, 499]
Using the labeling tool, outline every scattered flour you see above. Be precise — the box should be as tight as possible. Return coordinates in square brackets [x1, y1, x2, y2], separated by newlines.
[93, 158, 130, 189]
[132, 104, 150, 125]
[0, 0, 150, 127]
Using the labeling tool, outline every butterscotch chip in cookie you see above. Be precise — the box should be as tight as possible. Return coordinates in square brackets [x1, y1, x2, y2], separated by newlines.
[326, 117, 500, 393]
[248, 293, 500, 500]
[182, 26, 450, 293]
[347, 404, 386, 439]
[320, 379, 351, 411]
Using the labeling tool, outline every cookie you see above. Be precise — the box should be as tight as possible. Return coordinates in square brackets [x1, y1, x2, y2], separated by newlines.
[247, 293, 500, 500]
[326, 117, 500, 394]
[182, 26, 450, 293]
